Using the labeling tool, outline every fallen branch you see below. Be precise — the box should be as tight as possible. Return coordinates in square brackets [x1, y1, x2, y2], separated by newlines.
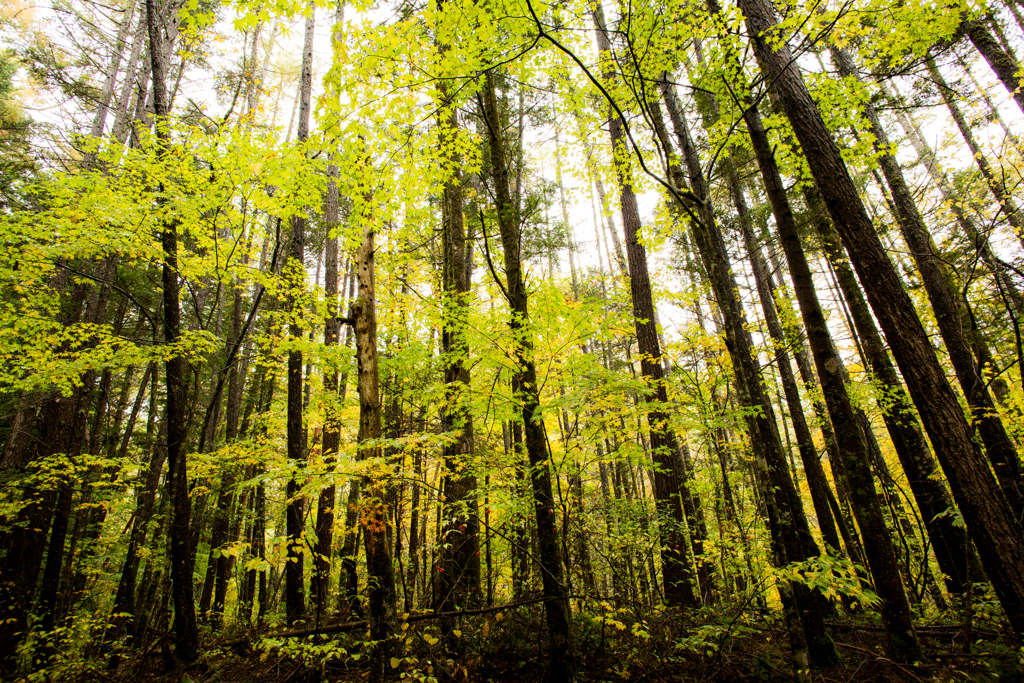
[835, 642, 926, 682]
[824, 621, 1001, 639]
[222, 596, 554, 647]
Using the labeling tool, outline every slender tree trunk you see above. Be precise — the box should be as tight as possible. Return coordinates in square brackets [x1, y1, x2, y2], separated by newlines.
[144, 0, 199, 659]
[887, 87, 1024, 320]
[284, 1, 315, 626]
[963, 18, 1024, 118]
[481, 69, 574, 682]
[313, 171, 342, 623]
[435, 86, 481, 619]
[592, 6, 701, 608]
[350, 186, 397, 681]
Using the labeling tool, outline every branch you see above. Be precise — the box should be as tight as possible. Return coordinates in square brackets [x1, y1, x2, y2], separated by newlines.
[222, 596, 556, 646]
[521, 0, 704, 214]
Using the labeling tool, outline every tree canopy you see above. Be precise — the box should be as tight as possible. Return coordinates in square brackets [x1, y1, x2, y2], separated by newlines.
[2, 0, 1024, 680]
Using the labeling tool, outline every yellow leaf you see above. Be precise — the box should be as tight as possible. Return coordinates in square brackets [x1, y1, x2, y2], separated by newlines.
[452, 629, 462, 637]
[390, 657, 401, 669]
[494, 613, 504, 622]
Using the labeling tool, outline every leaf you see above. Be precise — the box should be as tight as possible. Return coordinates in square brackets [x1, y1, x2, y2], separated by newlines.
[452, 629, 462, 637]
[390, 657, 401, 669]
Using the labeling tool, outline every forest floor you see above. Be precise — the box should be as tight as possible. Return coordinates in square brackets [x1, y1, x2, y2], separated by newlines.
[101, 608, 1024, 683]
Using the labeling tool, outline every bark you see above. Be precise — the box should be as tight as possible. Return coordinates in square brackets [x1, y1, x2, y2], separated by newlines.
[593, 5, 701, 608]
[313, 172, 343, 622]
[351, 187, 397, 681]
[147, 0, 198, 657]
[926, 54, 1024, 243]
[739, 0, 1024, 637]
[481, 70, 574, 682]
[284, 1, 315, 626]
[435, 69, 481, 619]
[834, 46, 1024, 523]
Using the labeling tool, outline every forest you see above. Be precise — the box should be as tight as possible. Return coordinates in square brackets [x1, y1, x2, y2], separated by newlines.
[2, 0, 1024, 678]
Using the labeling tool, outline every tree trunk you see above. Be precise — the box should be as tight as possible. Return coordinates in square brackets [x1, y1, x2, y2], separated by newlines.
[964, 19, 1024, 118]
[739, 0, 1024, 636]
[435, 72, 481, 619]
[145, 0, 199, 658]
[481, 69, 574, 682]
[351, 186, 397, 681]
[284, 1, 315, 626]
[593, 5, 701, 608]
[313, 171, 343, 623]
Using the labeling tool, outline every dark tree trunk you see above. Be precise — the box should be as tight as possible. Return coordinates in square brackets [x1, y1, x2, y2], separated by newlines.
[284, 2, 315, 626]
[807, 186, 979, 595]
[481, 69, 574, 682]
[145, 0, 199, 658]
[313, 166, 343, 623]
[740, 97, 921, 661]
[964, 19, 1024, 118]
[435, 74, 481, 620]
[739, 0, 1024, 636]
[592, 5, 701, 608]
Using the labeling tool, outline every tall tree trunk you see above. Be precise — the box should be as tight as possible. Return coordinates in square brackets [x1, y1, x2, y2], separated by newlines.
[963, 18, 1024, 118]
[887, 85, 1024, 320]
[833, 46, 1024, 522]
[313, 166, 343, 623]
[143, 0, 199, 659]
[592, 5, 701, 608]
[739, 0, 1024, 636]
[481, 69, 574, 682]
[435, 51, 481, 620]
[284, 1, 315, 626]
[350, 187, 397, 681]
